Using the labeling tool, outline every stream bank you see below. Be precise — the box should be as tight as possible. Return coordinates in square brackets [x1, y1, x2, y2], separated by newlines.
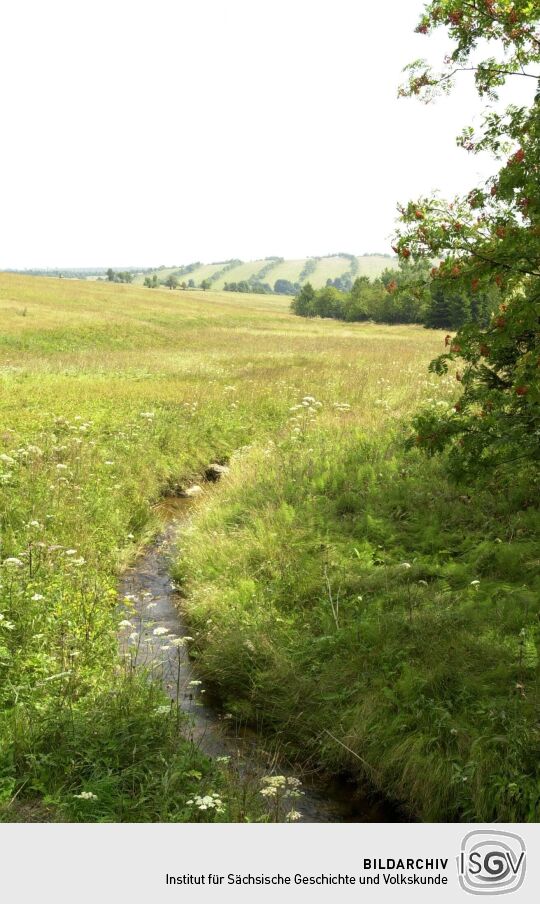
[119, 493, 403, 823]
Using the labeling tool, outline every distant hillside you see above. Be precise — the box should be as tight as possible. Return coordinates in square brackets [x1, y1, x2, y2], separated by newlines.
[132, 254, 395, 293]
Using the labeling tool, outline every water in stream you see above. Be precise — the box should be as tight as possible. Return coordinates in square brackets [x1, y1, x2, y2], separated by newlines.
[119, 495, 402, 823]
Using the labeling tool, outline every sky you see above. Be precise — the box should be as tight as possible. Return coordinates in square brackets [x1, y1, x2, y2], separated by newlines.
[0, 0, 535, 269]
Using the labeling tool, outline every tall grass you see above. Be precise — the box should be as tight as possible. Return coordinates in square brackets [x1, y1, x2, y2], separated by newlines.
[3, 273, 534, 822]
[178, 425, 540, 821]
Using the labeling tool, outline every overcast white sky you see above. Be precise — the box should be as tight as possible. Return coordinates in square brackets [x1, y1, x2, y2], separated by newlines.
[0, 0, 534, 269]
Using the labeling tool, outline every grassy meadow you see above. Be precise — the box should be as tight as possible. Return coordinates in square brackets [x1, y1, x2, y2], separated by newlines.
[0, 273, 538, 822]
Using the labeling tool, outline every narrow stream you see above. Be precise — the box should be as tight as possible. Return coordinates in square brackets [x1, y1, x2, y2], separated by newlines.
[119, 495, 402, 823]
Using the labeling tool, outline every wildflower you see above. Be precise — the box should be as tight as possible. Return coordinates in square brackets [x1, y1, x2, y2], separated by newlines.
[31, 593, 44, 601]
[400, 562, 412, 569]
[260, 785, 278, 798]
[126, 533, 135, 540]
[128, 632, 139, 643]
[3, 558, 23, 567]
[187, 792, 224, 812]
[28, 520, 41, 529]
[0, 454, 15, 465]
[156, 704, 171, 715]
[56, 463, 68, 471]
[189, 679, 202, 686]
[470, 580, 480, 586]
[73, 791, 98, 800]
[118, 620, 133, 629]
[65, 549, 77, 556]
[286, 810, 302, 822]
[260, 775, 303, 799]
[146, 602, 158, 610]
[153, 626, 169, 636]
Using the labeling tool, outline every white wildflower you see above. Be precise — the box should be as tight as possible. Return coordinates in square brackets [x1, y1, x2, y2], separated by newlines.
[153, 626, 169, 636]
[286, 810, 302, 822]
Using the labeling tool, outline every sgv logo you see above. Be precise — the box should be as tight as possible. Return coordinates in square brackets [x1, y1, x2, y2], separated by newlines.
[458, 830, 526, 895]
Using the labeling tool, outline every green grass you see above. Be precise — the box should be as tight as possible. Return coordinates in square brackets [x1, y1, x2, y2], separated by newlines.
[0, 273, 442, 822]
[1, 271, 537, 822]
[177, 430, 540, 821]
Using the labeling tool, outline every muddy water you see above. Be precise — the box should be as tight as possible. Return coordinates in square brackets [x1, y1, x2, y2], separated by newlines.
[119, 496, 402, 823]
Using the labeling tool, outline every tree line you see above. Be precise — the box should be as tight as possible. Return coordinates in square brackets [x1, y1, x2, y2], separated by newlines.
[291, 259, 499, 330]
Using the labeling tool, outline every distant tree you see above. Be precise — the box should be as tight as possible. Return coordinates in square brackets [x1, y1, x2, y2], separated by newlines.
[291, 282, 316, 316]
[326, 275, 353, 292]
[180, 281, 187, 290]
[200, 279, 211, 291]
[299, 259, 319, 283]
[188, 279, 195, 288]
[106, 268, 115, 281]
[274, 279, 300, 296]
[165, 274, 179, 290]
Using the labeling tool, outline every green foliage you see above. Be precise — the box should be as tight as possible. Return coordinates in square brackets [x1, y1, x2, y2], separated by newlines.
[107, 269, 134, 284]
[395, 0, 540, 475]
[165, 274, 179, 290]
[290, 259, 491, 328]
[223, 279, 274, 295]
[180, 429, 540, 822]
[273, 279, 299, 296]
[298, 258, 319, 282]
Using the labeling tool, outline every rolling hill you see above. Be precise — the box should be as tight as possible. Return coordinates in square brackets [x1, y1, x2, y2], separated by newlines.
[132, 253, 395, 292]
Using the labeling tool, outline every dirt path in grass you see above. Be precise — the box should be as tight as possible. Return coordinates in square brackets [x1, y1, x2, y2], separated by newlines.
[118, 494, 401, 823]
